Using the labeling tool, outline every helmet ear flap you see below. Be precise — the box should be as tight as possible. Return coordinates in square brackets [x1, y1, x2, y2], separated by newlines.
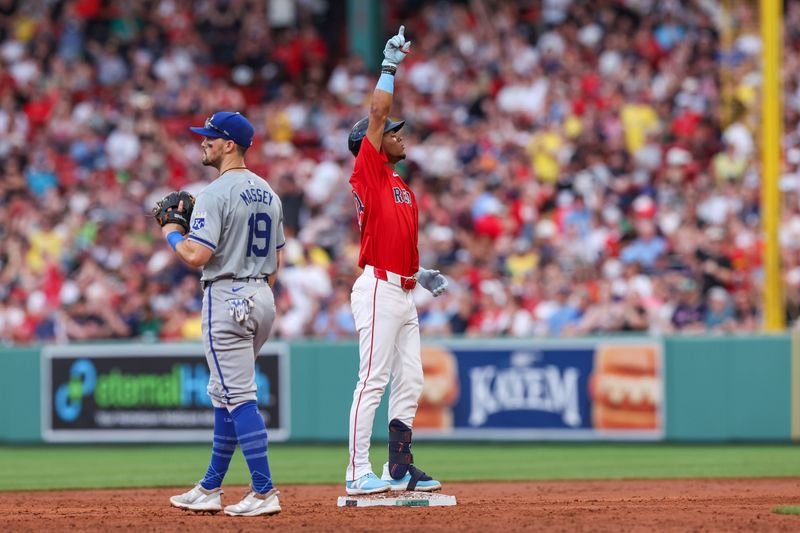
[348, 116, 370, 157]
[348, 137, 363, 157]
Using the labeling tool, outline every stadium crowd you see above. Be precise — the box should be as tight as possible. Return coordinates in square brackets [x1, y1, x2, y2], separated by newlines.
[0, 0, 794, 344]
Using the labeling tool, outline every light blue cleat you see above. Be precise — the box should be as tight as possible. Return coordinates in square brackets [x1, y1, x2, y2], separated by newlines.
[345, 472, 391, 495]
[381, 462, 442, 492]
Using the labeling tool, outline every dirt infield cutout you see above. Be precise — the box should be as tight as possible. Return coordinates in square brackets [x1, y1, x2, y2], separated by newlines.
[4, 479, 800, 532]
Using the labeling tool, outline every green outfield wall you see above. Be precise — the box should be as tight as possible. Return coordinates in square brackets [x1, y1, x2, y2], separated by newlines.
[664, 336, 791, 440]
[0, 336, 793, 443]
[287, 341, 388, 441]
[1, 347, 41, 442]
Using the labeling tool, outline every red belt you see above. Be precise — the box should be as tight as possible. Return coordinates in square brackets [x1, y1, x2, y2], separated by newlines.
[370, 266, 417, 290]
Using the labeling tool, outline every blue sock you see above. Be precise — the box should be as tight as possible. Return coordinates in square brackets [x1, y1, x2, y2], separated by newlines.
[200, 408, 238, 490]
[231, 401, 273, 493]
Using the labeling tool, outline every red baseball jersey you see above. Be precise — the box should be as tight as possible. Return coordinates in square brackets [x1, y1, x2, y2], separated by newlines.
[349, 138, 419, 277]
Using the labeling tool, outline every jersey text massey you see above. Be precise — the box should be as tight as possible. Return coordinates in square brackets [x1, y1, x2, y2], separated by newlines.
[240, 187, 274, 206]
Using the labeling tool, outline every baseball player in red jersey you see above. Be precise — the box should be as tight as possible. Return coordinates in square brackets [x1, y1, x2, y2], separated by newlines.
[344, 25, 449, 496]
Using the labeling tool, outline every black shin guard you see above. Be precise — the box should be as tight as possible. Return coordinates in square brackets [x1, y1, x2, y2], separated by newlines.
[388, 419, 433, 489]
[388, 419, 413, 480]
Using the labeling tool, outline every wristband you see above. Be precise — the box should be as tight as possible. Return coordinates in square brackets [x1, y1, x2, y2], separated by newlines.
[166, 231, 183, 251]
[381, 64, 397, 75]
[376, 72, 394, 94]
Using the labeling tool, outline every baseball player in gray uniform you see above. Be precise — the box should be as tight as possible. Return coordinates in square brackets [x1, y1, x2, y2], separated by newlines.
[163, 111, 284, 517]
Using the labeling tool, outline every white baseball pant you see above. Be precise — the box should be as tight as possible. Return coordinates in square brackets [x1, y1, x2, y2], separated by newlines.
[345, 266, 423, 481]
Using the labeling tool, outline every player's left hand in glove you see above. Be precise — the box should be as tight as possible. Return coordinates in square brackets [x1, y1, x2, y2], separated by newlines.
[382, 25, 411, 70]
[417, 267, 448, 297]
[152, 191, 195, 234]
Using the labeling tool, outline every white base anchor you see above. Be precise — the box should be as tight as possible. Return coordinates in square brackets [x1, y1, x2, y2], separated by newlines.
[337, 491, 457, 508]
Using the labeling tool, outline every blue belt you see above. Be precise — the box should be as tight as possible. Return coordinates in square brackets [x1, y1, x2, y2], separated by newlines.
[201, 276, 271, 290]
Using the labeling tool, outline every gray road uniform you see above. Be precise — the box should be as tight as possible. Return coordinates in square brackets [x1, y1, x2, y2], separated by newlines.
[187, 169, 285, 407]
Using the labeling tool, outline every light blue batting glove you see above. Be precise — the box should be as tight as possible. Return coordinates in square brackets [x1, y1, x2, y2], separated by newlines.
[416, 267, 448, 297]
[382, 25, 411, 69]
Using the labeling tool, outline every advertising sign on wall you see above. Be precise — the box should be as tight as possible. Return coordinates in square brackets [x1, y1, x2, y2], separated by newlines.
[414, 340, 663, 440]
[41, 343, 289, 442]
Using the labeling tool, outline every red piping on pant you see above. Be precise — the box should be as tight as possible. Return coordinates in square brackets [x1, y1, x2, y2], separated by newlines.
[350, 278, 379, 481]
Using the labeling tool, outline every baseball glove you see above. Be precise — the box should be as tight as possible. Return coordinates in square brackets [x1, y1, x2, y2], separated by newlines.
[152, 191, 195, 233]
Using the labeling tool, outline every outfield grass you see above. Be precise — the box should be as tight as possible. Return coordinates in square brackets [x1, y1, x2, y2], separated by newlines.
[773, 506, 800, 515]
[1, 443, 798, 491]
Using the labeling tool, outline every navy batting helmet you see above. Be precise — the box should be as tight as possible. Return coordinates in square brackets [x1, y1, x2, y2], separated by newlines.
[348, 116, 405, 157]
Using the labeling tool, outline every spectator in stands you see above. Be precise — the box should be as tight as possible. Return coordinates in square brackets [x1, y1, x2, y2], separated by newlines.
[705, 286, 735, 333]
[620, 218, 667, 272]
[671, 278, 706, 333]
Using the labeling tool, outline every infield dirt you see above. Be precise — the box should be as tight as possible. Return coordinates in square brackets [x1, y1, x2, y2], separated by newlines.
[4, 478, 800, 532]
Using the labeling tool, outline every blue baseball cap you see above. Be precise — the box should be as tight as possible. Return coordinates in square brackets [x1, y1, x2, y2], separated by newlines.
[190, 111, 254, 147]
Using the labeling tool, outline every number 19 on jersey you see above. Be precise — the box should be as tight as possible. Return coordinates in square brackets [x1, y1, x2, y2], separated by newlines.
[246, 212, 271, 257]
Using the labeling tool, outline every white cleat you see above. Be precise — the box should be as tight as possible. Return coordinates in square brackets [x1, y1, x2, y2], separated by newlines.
[345, 472, 391, 495]
[169, 483, 223, 512]
[224, 487, 281, 517]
